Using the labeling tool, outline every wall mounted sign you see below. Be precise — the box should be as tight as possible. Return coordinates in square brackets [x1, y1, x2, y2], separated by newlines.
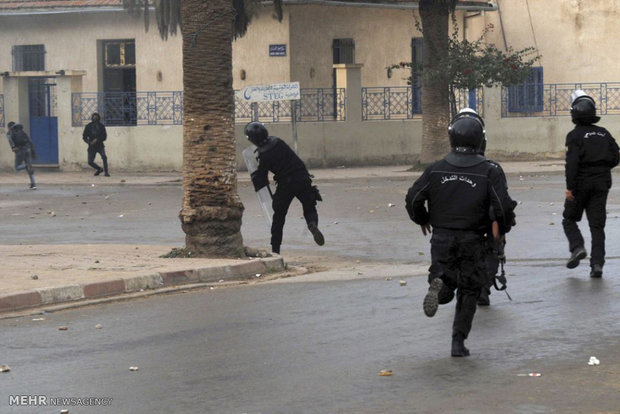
[269, 44, 287, 57]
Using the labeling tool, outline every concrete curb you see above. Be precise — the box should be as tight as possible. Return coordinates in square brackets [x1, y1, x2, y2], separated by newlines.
[0, 256, 284, 313]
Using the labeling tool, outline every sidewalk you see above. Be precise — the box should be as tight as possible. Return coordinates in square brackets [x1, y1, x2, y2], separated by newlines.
[0, 160, 564, 315]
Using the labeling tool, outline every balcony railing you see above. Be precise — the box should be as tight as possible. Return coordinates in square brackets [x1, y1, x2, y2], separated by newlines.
[0, 94, 4, 127]
[234, 88, 346, 123]
[72, 91, 183, 126]
[502, 82, 620, 117]
[362, 87, 483, 120]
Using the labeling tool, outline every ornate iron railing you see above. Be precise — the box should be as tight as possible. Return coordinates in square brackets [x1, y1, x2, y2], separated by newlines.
[234, 88, 346, 123]
[72, 91, 183, 126]
[502, 82, 620, 117]
[362, 87, 484, 120]
[0, 94, 4, 128]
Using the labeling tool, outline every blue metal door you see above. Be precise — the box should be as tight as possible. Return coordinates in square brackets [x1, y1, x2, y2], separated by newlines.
[29, 78, 58, 164]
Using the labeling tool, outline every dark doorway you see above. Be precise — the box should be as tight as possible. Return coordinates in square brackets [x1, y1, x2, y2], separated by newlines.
[102, 40, 137, 125]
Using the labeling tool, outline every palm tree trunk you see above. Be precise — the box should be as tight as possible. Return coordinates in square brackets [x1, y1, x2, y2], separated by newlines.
[419, 1, 452, 164]
[179, 0, 245, 257]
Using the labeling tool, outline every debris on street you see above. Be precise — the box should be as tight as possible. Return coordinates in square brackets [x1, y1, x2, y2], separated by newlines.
[0, 364, 11, 373]
[378, 369, 393, 376]
[129, 366, 139, 371]
[58, 326, 68, 331]
[399, 280, 407, 286]
[588, 356, 600, 366]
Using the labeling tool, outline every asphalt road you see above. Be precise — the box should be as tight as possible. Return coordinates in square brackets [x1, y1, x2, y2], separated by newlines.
[1, 171, 620, 413]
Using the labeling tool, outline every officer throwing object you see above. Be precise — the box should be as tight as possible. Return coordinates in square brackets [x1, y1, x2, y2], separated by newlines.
[245, 122, 324, 255]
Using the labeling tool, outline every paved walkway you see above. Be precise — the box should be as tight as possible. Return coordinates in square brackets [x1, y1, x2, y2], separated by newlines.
[0, 160, 565, 315]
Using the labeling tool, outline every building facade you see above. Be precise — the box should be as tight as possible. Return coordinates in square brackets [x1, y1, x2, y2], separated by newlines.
[1, 0, 620, 171]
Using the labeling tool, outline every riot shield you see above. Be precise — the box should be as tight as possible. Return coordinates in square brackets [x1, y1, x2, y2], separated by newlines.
[242, 145, 274, 228]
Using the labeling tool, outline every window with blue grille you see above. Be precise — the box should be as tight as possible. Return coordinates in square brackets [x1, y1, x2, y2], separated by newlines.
[12, 45, 45, 71]
[507, 67, 544, 113]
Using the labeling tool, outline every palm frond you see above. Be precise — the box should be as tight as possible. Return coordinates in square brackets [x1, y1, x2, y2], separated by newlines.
[122, 0, 181, 40]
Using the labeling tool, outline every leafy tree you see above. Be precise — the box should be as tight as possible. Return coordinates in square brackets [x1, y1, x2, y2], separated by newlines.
[389, 18, 540, 117]
[123, 0, 282, 257]
[405, 0, 541, 164]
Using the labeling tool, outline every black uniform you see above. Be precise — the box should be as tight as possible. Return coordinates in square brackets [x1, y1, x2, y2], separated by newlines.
[251, 137, 320, 253]
[563, 124, 619, 268]
[82, 118, 109, 176]
[406, 153, 515, 344]
[6, 123, 37, 188]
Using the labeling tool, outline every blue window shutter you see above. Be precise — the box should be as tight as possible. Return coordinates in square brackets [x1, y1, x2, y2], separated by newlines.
[507, 67, 543, 113]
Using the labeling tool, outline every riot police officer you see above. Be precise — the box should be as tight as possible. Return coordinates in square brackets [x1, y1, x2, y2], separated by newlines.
[563, 90, 619, 277]
[405, 109, 516, 357]
[245, 122, 324, 254]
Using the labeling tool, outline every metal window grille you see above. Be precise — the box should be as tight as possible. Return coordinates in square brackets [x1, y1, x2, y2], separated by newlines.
[506, 67, 544, 113]
[333, 39, 355, 64]
[12, 45, 45, 71]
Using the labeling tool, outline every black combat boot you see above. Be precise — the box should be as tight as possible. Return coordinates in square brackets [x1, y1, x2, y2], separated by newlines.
[451, 334, 470, 357]
[590, 264, 603, 278]
[566, 246, 587, 269]
[308, 222, 325, 246]
[423, 278, 444, 317]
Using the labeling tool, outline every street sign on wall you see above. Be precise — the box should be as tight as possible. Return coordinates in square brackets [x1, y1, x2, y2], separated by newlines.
[237, 82, 300, 103]
[269, 44, 287, 57]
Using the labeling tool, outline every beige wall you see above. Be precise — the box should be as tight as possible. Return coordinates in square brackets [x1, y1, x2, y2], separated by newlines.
[474, 0, 620, 83]
[4, 3, 620, 172]
[288, 5, 423, 88]
[0, 11, 181, 93]
[232, 10, 292, 89]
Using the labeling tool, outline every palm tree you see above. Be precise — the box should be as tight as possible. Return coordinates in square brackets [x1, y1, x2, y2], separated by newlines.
[418, 0, 456, 164]
[124, 0, 281, 257]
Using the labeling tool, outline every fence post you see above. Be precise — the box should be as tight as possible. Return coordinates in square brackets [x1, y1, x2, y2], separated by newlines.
[333, 63, 363, 123]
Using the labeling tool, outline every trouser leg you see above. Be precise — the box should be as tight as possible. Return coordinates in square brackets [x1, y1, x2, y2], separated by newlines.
[14, 150, 26, 171]
[99, 148, 109, 174]
[452, 238, 486, 339]
[562, 195, 585, 253]
[585, 185, 608, 266]
[271, 186, 295, 252]
[429, 232, 456, 304]
[296, 181, 319, 226]
[88, 148, 101, 171]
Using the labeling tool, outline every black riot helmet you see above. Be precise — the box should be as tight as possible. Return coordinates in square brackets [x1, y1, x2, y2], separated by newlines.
[448, 108, 486, 153]
[570, 90, 600, 124]
[245, 122, 269, 147]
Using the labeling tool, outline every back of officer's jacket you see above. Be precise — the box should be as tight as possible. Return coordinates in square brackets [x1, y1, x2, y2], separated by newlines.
[406, 159, 515, 233]
[565, 125, 620, 190]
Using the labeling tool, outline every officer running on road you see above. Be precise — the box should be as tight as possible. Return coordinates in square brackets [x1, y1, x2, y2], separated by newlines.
[405, 109, 516, 357]
[245, 122, 325, 255]
[562, 90, 619, 277]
